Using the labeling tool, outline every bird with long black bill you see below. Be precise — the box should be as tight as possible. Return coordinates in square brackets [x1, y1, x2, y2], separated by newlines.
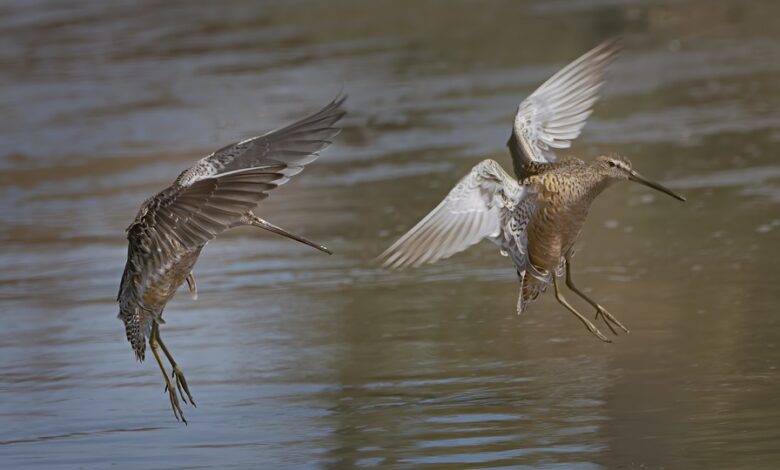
[379, 41, 685, 341]
[117, 95, 346, 422]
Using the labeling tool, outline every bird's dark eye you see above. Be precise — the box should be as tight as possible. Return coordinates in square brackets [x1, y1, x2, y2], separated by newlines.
[607, 160, 616, 167]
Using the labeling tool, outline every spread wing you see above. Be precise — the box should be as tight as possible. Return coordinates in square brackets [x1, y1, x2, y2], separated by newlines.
[145, 167, 289, 258]
[122, 94, 347, 294]
[118, 95, 346, 359]
[120, 166, 289, 301]
[379, 159, 533, 270]
[508, 40, 619, 179]
[177, 94, 346, 186]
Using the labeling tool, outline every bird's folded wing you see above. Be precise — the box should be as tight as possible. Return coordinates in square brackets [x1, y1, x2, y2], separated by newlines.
[379, 159, 527, 269]
[178, 94, 346, 186]
[508, 40, 619, 178]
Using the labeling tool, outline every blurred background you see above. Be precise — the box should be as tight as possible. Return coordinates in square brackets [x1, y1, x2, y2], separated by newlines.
[1, 0, 779, 468]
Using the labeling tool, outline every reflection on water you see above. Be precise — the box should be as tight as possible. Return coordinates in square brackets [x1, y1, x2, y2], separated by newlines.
[1, 0, 780, 468]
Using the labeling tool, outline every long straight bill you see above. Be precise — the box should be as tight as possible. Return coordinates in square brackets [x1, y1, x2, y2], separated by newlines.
[629, 171, 686, 202]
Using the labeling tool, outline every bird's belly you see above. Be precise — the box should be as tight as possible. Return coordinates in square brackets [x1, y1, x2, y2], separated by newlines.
[527, 207, 586, 273]
[142, 249, 201, 309]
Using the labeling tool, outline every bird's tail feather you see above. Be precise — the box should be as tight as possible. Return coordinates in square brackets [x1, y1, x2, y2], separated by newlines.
[518, 267, 550, 314]
[119, 306, 155, 361]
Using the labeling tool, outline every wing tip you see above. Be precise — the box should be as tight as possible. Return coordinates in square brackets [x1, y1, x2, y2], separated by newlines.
[508, 38, 623, 171]
[595, 36, 622, 54]
[376, 246, 407, 271]
[322, 89, 348, 120]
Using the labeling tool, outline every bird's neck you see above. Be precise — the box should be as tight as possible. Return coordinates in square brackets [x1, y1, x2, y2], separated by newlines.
[583, 165, 616, 202]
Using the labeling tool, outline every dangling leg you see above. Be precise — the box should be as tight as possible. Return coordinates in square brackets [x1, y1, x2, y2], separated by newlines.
[154, 326, 196, 407]
[553, 275, 611, 342]
[564, 256, 629, 334]
[150, 322, 187, 422]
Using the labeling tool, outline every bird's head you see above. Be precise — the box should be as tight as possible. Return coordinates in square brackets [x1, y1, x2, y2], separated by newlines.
[595, 153, 686, 202]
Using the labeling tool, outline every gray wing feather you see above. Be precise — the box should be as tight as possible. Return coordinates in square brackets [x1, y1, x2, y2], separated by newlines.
[128, 166, 288, 288]
[121, 95, 347, 307]
[178, 94, 346, 186]
[508, 40, 619, 178]
[379, 159, 531, 270]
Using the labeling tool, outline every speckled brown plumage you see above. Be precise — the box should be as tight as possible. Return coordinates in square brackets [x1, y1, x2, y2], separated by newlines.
[380, 41, 685, 342]
[519, 155, 627, 308]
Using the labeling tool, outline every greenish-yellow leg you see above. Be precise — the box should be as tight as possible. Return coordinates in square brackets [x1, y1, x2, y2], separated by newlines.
[154, 326, 196, 407]
[553, 276, 611, 343]
[150, 322, 187, 423]
[564, 256, 629, 335]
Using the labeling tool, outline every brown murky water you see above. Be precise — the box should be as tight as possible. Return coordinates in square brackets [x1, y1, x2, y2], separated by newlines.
[1, 0, 779, 468]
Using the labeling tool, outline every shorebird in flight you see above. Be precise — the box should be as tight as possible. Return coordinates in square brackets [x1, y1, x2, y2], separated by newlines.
[118, 95, 346, 422]
[380, 41, 684, 340]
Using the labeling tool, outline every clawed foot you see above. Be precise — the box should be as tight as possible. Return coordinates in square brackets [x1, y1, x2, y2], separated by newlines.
[172, 366, 196, 407]
[162, 373, 188, 424]
[593, 304, 630, 336]
[563, 258, 630, 341]
[151, 323, 195, 424]
[163, 366, 195, 422]
[582, 319, 612, 343]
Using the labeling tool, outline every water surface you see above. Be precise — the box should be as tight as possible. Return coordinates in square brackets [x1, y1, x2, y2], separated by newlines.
[1, 0, 780, 468]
